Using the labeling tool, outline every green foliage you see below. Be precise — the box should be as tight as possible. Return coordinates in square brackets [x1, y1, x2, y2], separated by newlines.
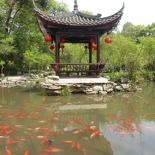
[61, 87, 72, 96]
[143, 71, 155, 81]
[23, 46, 53, 73]
[0, 60, 5, 74]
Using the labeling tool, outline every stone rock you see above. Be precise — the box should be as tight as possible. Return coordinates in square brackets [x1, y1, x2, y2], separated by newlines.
[93, 85, 103, 91]
[121, 84, 130, 91]
[48, 76, 60, 81]
[115, 85, 123, 91]
[121, 77, 127, 84]
[49, 85, 61, 90]
[103, 84, 113, 91]
[85, 91, 98, 95]
[98, 91, 107, 95]
[106, 88, 114, 93]
[53, 90, 61, 95]
[136, 87, 142, 91]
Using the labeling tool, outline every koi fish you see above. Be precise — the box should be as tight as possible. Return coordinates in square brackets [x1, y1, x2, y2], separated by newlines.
[54, 131, 63, 136]
[1, 125, 10, 130]
[5, 147, 11, 155]
[7, 139, 21, 145]
[24, 149, 29, 155]
[89, 126, 97, 131]
[75, 119, 83, 124]
[70, 143, 75, 149]
[76, 143, 80, 150]
[62, 140, 73, 144]
[42, 147, 63, 153]
[5, 129, 16, 135]
[72, 130, 82, 134]
[38, 120, 46, 123]
[115, 114, 119, 120]
[90, 131, 99, 139]
[40, 136, 48, 144]
[52, 117, 58, 122]
[82, 148, 87, 154]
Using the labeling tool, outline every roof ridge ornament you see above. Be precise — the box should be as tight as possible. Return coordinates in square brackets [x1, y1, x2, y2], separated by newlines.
[73, 0, 78, 13]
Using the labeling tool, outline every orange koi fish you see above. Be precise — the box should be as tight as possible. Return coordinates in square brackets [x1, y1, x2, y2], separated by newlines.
[115, 114, 119, 120]
[54, 131, 63, 136]
[24, 149, 29, 155]
[75, 119, 83, 124]
[62, 140, 73, 144]
[7, 139, 21, 145]
[42, 147, 63, 153]
[90, 131, 99, 139]
[89, 126, 97, 131]
[5, 129, 16, 135]
[76, 143, 80, 150]
[52, 117, 58, 122]
[72, 130, 82, 134]
[40, 136, 48, 144]
[70, 143, 75, 149]
[5, 147, 11, 155]
[1, 125, 10, 131]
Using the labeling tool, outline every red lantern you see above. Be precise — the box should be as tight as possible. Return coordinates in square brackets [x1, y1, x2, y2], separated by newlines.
[60, 38, 65, 44]
[50, 45, 55, 50]
[105, 37, 112, 44]
[93, 46, 97, 51]
[90, 38, 95, 43]
[91, 45, 97, 51]
[44, 36, 52, 43]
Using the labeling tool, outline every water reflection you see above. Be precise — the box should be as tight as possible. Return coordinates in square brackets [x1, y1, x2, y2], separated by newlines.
[0, 82, 155, 155]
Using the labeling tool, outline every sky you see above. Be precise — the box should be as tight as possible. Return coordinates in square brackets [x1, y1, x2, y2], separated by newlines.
[58, 0, 155, 29]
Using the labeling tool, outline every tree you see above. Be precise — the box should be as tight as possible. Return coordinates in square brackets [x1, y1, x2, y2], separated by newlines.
[139, 36, 155, 70]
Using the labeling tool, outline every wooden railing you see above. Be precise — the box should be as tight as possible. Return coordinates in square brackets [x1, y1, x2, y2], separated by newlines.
[50, 63, 105, 77]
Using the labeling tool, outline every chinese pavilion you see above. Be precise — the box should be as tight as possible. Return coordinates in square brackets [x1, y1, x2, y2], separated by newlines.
[33, 0, 124, 78]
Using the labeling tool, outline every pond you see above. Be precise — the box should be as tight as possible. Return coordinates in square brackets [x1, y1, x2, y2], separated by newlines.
[0, 82, 155, 155]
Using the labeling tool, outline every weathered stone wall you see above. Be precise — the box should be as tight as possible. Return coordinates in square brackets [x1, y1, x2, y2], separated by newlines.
[40, 76, 135, 95]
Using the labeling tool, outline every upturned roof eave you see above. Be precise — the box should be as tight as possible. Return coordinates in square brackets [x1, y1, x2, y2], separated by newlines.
[33, 0, 124, 28]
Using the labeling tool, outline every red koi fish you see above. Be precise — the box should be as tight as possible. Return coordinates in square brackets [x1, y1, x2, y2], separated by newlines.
[24, 149, 29, 155]
[5, 147, 11, 155]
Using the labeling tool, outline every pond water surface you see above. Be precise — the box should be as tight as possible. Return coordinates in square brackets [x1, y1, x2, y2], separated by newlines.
[0, 82, 155, 155]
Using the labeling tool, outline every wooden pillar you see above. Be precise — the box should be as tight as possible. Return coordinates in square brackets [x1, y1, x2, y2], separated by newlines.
[96, 34, 100, 63]
[89, 42, 92, 63]
[55, 33, 59, 63]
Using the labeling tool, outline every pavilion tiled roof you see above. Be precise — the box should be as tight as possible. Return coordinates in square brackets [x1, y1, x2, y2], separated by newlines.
[33, 1, 124, 28]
